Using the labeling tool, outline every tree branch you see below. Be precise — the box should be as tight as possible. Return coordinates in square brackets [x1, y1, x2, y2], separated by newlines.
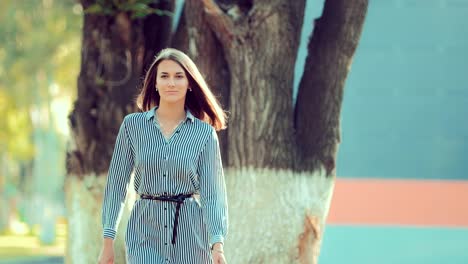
[294, 0, 369, 175]
[200, 0, 235, 48]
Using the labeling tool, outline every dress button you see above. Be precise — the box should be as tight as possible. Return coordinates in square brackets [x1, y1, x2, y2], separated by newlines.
[164, 208, 167, 210]
[163, 174, 166, 177]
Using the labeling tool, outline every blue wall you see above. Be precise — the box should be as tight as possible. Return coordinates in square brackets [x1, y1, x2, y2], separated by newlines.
[332, 1, 468, 179]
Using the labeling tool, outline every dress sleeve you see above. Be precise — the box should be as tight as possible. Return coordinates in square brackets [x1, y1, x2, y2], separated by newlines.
[198, 128, 229, 247]
[101, 116, 134, 239]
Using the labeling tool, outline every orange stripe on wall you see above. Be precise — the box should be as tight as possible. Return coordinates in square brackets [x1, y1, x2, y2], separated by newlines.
[327, 178, 468, 227]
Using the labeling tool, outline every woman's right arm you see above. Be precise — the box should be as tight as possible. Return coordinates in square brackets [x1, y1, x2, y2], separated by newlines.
[101, 116, 135, 240]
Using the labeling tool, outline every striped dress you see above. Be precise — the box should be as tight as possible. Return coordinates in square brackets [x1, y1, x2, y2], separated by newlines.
[101, 106, 228, 264]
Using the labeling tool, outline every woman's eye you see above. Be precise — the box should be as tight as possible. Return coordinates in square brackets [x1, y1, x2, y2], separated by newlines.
[161, 75, 168, 78]
[176, 75, 184, 79]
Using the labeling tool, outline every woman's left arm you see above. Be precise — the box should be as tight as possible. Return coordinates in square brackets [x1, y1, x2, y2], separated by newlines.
[198, 127, 229, 250]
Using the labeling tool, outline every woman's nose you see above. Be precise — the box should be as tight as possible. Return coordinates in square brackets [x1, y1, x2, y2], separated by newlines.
[168, 78, 176, 86]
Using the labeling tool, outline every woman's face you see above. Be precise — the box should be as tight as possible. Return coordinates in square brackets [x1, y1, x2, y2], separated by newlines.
[155, 59, 189, 104]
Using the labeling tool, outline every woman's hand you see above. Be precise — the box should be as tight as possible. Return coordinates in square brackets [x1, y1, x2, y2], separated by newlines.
[212, 243, 227, 264]
[98, 238, 115, 264]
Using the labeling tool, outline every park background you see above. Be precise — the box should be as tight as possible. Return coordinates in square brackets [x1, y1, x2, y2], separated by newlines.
[1, 0, 467, 263]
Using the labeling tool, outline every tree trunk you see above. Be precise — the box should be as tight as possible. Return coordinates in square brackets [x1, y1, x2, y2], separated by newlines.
[293, 2, 368, 261]
[199, 0, 305, 168]
[172, 0, 231, 163]
[65, 1, 174, 263]
[295, 0, 369, 175]
[186, 0, 368, 263]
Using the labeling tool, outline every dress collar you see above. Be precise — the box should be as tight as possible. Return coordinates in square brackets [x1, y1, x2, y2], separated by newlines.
[145, 105, 195, 123]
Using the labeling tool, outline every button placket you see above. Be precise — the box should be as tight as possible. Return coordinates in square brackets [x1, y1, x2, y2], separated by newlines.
[163, 143, 169, 179]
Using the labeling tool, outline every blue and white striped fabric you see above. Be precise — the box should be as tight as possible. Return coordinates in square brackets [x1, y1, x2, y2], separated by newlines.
[101, 106, 228, 264]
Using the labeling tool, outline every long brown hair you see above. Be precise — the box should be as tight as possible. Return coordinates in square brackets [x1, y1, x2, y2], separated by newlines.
[136, 48, 227, 130]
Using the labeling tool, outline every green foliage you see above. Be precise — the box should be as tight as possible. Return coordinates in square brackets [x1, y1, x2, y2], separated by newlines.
[84, 0, 173, 19]
[0, 0, 82, 161]
[0, 94, 34, 160]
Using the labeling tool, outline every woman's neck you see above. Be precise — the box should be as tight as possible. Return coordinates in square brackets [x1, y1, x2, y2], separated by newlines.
[157, 101, 186, 122]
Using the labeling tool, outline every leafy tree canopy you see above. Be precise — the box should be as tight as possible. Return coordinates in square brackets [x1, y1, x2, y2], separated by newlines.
[0, 0, 82, 161]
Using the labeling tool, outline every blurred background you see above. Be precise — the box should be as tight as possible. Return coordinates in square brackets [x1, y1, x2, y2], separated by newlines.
[0, 0, 467, 263]
[0, 0, 80, 263]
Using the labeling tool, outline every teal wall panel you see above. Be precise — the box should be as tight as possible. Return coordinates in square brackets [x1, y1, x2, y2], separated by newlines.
[335, 1, 468, 179]
[320, 225, 468, 264]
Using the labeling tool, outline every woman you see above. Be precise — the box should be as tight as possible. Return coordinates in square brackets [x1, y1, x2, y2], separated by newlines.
[98, 48, 228, 264]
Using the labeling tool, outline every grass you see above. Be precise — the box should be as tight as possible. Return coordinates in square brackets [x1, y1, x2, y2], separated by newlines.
[0, 221, 66, 261]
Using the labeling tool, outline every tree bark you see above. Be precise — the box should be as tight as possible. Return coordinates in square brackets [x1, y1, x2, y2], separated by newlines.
[67, 1, 174, 176]
[295, 0, 369, 175]
[201, 0, 306, 169]
[174, 0, 231, 164]
[66, 1, 174, 263]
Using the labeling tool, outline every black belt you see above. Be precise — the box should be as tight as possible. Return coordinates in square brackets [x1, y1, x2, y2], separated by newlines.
[140, 193, 193, 245]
